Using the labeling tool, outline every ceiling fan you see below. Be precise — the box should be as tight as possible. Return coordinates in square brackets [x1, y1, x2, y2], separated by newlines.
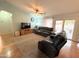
[26, 3, 46, 15]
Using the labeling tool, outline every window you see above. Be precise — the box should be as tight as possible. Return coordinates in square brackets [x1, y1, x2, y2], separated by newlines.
[55, 20, 63, 34]
[41, 18, 53, 27]
[64, 20, 75, 39]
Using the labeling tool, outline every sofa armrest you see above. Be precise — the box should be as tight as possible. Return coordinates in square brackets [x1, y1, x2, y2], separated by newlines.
[38, 40, 53, 47]
[57, 40, 67, 50]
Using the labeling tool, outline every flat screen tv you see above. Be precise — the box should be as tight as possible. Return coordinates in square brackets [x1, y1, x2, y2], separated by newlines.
[21, 23, 30, 29]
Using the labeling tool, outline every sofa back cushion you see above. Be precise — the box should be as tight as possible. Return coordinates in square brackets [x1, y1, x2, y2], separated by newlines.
[53, 34, 66, 47]
[39, 27, 53, 31]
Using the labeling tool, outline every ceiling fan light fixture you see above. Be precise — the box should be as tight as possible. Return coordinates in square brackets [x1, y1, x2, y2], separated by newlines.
[26, 3, 46, 15]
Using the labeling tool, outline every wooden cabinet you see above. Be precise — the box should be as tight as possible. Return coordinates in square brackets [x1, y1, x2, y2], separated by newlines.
[20, 28, 32, 35]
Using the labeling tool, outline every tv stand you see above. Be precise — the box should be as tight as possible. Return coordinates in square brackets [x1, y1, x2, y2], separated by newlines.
[20, 28, 32, 35]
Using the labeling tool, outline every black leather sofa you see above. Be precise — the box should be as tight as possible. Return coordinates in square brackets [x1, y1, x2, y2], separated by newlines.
[38, 33, 67, 57]
[33, 26, 53, 37]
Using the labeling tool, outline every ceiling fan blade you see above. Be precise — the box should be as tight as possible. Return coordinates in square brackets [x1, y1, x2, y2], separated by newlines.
[26, 6, 36, 12]
[30, 3, 37, 9]
[38, 10, 46, 14]
[39, 12, 46, 15]
[26, 3, 46, 14]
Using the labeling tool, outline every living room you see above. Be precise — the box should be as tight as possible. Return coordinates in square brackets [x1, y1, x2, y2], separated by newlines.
[0, 0, 79, 58]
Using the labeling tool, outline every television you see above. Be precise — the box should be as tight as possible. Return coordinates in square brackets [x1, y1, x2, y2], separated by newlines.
[21, 23, 30, 29]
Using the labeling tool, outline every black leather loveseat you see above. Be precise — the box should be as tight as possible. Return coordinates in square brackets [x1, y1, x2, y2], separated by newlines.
[38, 33, 67, 57]
[33, 26, 53, 37]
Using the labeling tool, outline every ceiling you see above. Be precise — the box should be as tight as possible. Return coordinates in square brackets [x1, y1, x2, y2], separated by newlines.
[5, 0, 79, 16]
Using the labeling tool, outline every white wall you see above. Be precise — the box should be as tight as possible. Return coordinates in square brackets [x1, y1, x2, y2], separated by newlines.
[0, 0, 31, 35]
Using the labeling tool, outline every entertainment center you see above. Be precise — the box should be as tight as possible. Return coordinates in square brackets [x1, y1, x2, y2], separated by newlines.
[20, 23, 32, 35]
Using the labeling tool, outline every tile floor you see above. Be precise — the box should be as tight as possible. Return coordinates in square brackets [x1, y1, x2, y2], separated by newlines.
[0, 33, 79, 58]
